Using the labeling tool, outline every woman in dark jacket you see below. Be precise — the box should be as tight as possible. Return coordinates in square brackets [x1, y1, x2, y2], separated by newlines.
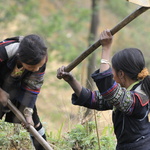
[57, 29, 150, 150]
[0, 34, 48, 150]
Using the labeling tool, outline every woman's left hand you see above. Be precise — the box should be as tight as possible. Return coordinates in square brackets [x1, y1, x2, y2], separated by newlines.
[100, 29, 113, 50]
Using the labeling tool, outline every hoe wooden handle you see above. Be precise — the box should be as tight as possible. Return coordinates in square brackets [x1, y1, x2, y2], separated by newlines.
[65, 6, 150, 72]
[7, 100, 53, 150]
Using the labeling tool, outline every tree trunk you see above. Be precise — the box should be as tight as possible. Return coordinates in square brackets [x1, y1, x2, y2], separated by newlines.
[81, 0, 100, 123]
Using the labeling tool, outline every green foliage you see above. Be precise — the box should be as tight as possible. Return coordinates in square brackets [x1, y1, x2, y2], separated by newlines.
[62, 121, 115, 150]
[0, 0, 91, 62]
[35, 12, 66, 37]
[67, 9, 91, 32]
[66, 122, 97, 150]
[0, 120, 116, 150]
[100, 126, 116, 150]
[0, 120, 33, 150]
[0, 0, 38, 22]
[0, 2, 17, 22]
[46, 121, 116, 150]
[38, 7, 91, 62]
[46, 122, 73, 150]
[107, 0, 132, 18]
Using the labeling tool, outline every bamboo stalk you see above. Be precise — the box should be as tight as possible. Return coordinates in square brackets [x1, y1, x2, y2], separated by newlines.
[7, 100, 53, 150]
[65, 6, 150, 72]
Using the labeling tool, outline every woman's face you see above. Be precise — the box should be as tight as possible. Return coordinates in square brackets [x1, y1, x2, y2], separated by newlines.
[22, 56, 46, 72]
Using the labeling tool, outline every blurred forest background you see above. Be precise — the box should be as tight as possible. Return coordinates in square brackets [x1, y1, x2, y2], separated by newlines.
[0, 0, 150, 149]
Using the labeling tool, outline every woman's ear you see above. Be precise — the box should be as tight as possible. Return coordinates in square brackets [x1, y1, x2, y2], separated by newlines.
[118, 70, 125, 80]
[118, 70, 126, 87]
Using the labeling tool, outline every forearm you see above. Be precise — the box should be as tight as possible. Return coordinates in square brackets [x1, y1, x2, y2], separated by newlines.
[67, 78, 82, 97]
[0, 88, 9, 106]
[99, 29, 112, 73]
[100, 47, 111, 73]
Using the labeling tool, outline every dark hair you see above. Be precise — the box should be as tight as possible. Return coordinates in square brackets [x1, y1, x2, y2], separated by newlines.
[112, 48, 150, 98]
[17, 34, 47, 65]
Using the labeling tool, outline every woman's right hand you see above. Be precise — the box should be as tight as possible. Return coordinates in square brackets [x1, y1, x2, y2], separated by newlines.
[57, 66, 82, 97]
[57, 66, 74, 82]
[0, 88, 9, 106]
